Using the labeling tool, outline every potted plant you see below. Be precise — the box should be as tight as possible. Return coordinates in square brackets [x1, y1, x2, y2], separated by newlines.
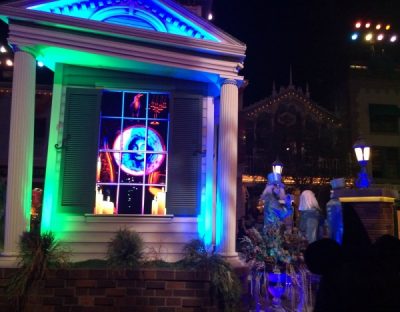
[239, 222, 312, 311]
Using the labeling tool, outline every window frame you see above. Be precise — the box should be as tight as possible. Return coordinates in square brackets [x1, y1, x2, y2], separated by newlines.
[96, 89, 170, 215]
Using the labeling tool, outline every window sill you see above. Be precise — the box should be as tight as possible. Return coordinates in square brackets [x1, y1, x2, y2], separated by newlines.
[84, 214, 174, 223]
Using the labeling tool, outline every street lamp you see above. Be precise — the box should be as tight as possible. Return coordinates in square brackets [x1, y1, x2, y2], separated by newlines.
[353, 138, 371, 188]
[272, 159, 284, 175]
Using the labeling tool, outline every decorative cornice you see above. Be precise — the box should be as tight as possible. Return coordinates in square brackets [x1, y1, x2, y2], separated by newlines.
[8, 23, 244, 80]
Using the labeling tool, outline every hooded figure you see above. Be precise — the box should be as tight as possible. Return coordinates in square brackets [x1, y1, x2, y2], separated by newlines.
[298, 190, 321, 243]
[259, 172, 292, 228]
[326, 178, 345, 245]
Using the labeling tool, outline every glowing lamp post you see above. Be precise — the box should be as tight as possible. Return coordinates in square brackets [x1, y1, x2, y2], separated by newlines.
[272, 159, 284, 175]
[353, 138, 371, 188]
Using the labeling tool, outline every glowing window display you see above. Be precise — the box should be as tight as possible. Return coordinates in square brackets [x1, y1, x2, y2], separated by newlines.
[112, 126, 166, 176]
[96, 90, 169, 215]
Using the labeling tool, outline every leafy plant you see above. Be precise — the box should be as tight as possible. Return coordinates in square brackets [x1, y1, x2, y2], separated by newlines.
[181, 239, 242, 312]
[239, 223, 308, 272]
[6, 231, 70, 311]
[239, 223, 313, 310]
[106, 228, 144, 268]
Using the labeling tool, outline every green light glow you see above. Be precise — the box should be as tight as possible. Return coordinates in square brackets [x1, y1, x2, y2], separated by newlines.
[27, 0, 219, 42]
[35, 45, 219, 86]
[41, 63, 63, 233]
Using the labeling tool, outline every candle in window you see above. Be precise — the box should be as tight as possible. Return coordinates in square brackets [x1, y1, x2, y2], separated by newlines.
[96, 156, 101, 182]
[94, 187, 103, 214]
[151, 198, 158, 215]
[157, 188, 166, 215]
[102, 196, 114, 214]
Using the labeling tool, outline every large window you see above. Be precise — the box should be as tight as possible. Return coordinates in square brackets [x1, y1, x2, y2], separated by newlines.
[95, 90, 169, 215]
[369, 104, 399, 134]
[372, 146, 400, 180]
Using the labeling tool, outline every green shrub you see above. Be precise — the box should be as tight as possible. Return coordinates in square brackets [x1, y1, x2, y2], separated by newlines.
[181, 239, 242, 312]
[7, 231, 70, 311]
[107, 229, 143, 268]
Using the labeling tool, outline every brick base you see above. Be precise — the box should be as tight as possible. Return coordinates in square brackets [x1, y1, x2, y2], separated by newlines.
[0, 268, 226, 312]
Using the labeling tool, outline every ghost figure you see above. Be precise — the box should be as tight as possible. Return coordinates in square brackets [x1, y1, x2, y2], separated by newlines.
[130, 93, 144, 117]
[326, 178, 345, 245]
[260, 172, 293, 228]
[298, 190, 321, 243]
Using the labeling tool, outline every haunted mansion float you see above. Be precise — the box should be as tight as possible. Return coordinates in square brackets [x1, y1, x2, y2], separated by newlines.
[0, 0, 246, 265]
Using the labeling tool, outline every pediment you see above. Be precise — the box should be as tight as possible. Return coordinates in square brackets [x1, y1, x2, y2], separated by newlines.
[1, 0, 238, 44]
[243, 86, 341, 127]
[0, 0, 245, 82]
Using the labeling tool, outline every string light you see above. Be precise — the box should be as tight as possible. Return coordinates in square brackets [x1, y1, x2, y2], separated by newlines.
[365, 33, 373, 41]
[351, 20, 397, 44]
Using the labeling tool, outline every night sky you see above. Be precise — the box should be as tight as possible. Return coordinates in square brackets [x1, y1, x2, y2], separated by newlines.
[0, 0, 400, 108]
[212, 0, 400, 107]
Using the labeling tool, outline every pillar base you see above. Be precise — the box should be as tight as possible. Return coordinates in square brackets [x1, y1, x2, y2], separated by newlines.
[0, 253, 19, 268]
[220, 252, 247, 268]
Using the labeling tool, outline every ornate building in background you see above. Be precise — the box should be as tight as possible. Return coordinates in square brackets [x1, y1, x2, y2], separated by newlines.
[240, 75, 352, 188]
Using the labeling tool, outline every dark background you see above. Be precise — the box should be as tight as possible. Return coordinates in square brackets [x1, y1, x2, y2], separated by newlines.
[212, 0, 400, 107]
[0, 0, 400, 108]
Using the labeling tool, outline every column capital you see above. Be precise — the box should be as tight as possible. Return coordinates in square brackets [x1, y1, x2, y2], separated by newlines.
[221, 78, 238, 87]
[11, 44, 38, 59]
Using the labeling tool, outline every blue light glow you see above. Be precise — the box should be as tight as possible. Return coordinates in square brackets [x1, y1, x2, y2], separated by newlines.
[351, 33, 358, 40]
[198, 172, 213, 246]
[215, 192, 222, 246]
[27, 0, 219, 42]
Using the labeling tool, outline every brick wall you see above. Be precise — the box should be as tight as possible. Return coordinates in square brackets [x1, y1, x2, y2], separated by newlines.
[0, 268, 223, 312]
[353, 202, 395, 241]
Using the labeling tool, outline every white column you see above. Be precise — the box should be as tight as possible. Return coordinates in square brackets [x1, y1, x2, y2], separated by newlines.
[217, 79, 239, 258]
[3, 50, 36, 256]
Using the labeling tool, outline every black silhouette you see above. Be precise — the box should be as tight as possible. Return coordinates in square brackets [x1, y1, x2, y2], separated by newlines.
[305, 203, 400, 312]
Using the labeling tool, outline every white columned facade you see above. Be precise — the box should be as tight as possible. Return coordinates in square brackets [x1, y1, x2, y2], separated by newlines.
[3, 50, 36, 256]
[217, 79, 239, 258]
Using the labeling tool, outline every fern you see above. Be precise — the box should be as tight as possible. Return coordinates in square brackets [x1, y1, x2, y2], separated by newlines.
[181, 239, 242, 312]
[6, 231, 70, 311]
[107, 229, 143, 268]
